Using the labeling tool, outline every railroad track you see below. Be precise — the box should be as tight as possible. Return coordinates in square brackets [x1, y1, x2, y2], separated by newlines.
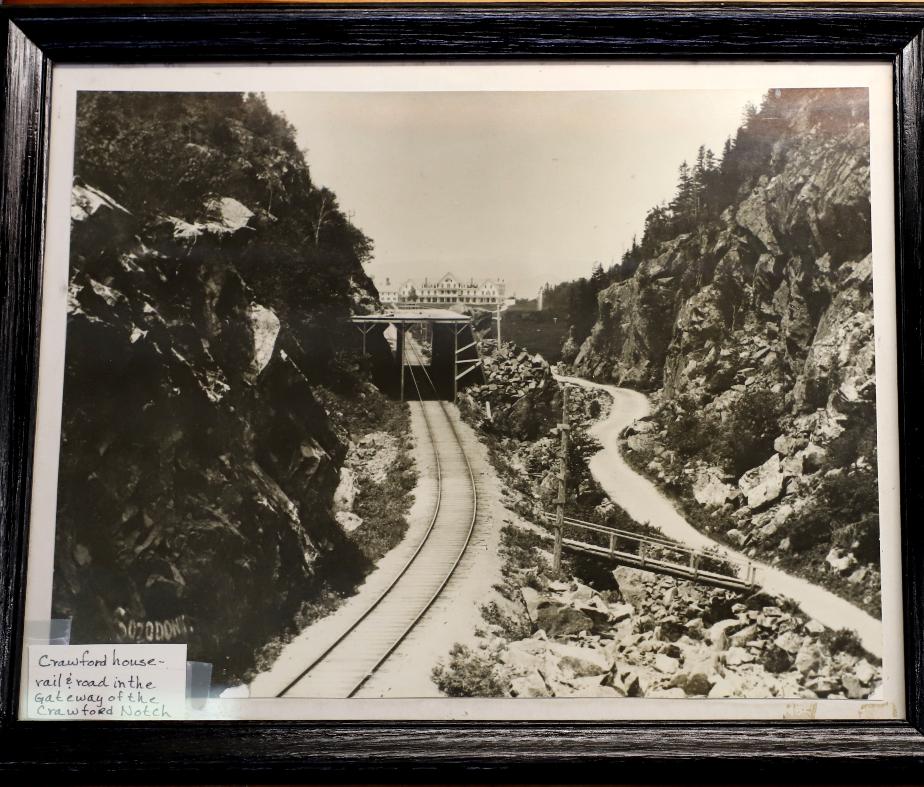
[277, 344, 478, 698]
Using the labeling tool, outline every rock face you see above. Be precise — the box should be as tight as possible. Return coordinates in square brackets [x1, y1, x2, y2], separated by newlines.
[52, 93, 394, 683]
[54, 186, 372, 680]
[569, 88, 880, 609]
[574, 258, 679, 388]
[575, 89, 872, 404]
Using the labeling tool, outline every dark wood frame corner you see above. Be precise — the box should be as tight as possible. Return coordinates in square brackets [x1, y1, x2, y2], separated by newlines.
[2, 3, 924, 780]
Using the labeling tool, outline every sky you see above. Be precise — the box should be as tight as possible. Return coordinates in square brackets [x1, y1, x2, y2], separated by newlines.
[267, 87, 769, 298]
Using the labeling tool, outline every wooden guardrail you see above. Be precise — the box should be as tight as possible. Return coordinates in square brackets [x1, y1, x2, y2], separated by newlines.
[542, 512, 759, 592]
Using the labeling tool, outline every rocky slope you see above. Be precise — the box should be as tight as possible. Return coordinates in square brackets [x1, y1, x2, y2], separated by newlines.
[53, 94, 387, 682]
[457, 341, 625, 523]
[458, 340, 560, 440]
[434, 525, 880, 700]
[570, 88, 880, 612]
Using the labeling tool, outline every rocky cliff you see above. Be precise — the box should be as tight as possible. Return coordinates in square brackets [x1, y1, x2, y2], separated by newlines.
[53, 93, 383, 682]
[571, 88, 880, 612]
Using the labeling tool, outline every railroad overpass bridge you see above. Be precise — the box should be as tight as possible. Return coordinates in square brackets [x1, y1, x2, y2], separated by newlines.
[351, 309, 484, 401]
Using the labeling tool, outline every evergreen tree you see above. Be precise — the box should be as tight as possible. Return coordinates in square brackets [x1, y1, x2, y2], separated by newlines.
[590, 261, 607, 292]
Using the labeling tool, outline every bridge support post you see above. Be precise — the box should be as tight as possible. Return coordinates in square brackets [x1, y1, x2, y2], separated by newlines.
[553, 386, 570, 574]
[397, 324, 405, 401]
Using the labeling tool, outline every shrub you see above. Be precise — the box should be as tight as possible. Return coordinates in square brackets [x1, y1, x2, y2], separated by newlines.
[827, 418, 878, 469]
[431, 643, 510, 697]
[713, 387, 785, 475]
[776, 466, 879, 563]
[481, 601, 532, 640]
[820, 627, 870, 661]
[664, 400, 714, 459]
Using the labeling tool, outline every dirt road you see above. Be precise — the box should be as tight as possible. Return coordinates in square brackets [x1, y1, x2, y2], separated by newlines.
[555, 373, 883, 658]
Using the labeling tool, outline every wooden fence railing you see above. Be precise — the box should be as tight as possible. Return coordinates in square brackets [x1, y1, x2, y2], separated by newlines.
[542, 511, 759, 592]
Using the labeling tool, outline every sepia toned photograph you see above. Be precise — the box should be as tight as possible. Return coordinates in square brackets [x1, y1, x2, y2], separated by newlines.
[22, 63, 902, 718]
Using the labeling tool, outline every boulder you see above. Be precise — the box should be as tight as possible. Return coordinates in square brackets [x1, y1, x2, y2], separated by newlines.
[723, 646, 754, 666]
[840, 674, 869, 700]
[332, 467, 356, 513]
[535, 601, 594, 638]
[246, 304, 281, 382]
[608, 602, 634, 623]
[739, 454, 787, 511]
[546, 642, 610, 677]
[685, 618, 706, 639]
[707, 619, 740, 650]
[729, 624, 759, 648]
[726, 529, 746, 547]
[520, 587, 543, 624]
[677, 672, 714, 696]
[655, 617, 687, 643]
[850, 660, 876, 685]
[680, 649, 719, 684]
[825, 548, 858, 574]
[627, 434, 655, 453]
[654, 653, 680, 674]
[794, 643, 823, 675]
[567, 582, 598, 603]
[335, 511, 363, 533]
[773, 630, 804, 655]
[693, 469, 738, 508]
[773, 433, 808, 457]
[510, 671, 551, 698]
[564, 681, 624, 698]
[707, 677, 737, 699]
[800, 443, 827, 473]
[612, 567, 649, 607]
[805, 619, 826, 635]
[502, 639, 551, 674]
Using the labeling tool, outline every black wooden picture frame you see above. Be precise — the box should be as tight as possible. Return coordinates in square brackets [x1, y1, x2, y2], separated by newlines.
[1, 2, 924, 779]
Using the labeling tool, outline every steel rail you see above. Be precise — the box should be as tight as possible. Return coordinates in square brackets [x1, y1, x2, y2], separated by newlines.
[277, 336, 479, 698]
[275, 354, 442, 697]
[345, 341, 479, 697]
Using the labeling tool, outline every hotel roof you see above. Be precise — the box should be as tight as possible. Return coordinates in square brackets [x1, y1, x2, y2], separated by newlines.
[350, 308, 471, 324]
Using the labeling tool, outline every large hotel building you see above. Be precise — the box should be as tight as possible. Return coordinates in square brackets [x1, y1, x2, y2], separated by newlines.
[375, 272, 507, 307]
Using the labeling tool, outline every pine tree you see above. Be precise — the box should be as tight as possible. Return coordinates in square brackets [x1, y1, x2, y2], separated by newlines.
[590, 261, 607, 292]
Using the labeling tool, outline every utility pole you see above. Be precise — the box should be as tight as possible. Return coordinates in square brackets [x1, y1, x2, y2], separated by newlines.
[494, 302, 502, 345]
[553, 385, 570, 573]
[452, 324, 458, 403]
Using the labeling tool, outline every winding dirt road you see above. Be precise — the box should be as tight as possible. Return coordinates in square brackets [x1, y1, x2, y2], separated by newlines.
[555, 373, 883, 658]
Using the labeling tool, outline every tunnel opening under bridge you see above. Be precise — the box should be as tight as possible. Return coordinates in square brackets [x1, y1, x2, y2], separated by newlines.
[351, 309, 485, 401]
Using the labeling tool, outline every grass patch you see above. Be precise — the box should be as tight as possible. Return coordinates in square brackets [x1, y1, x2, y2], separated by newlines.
[350, 443, 416, 562]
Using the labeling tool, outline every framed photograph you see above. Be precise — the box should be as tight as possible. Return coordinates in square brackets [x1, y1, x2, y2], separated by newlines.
[2, 2, 924, 779]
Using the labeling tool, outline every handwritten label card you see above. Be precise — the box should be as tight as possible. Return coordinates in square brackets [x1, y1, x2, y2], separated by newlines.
[27, 644, 187, 720]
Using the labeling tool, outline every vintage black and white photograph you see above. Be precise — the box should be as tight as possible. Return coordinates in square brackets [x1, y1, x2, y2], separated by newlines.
[22, 63, 902, 718]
